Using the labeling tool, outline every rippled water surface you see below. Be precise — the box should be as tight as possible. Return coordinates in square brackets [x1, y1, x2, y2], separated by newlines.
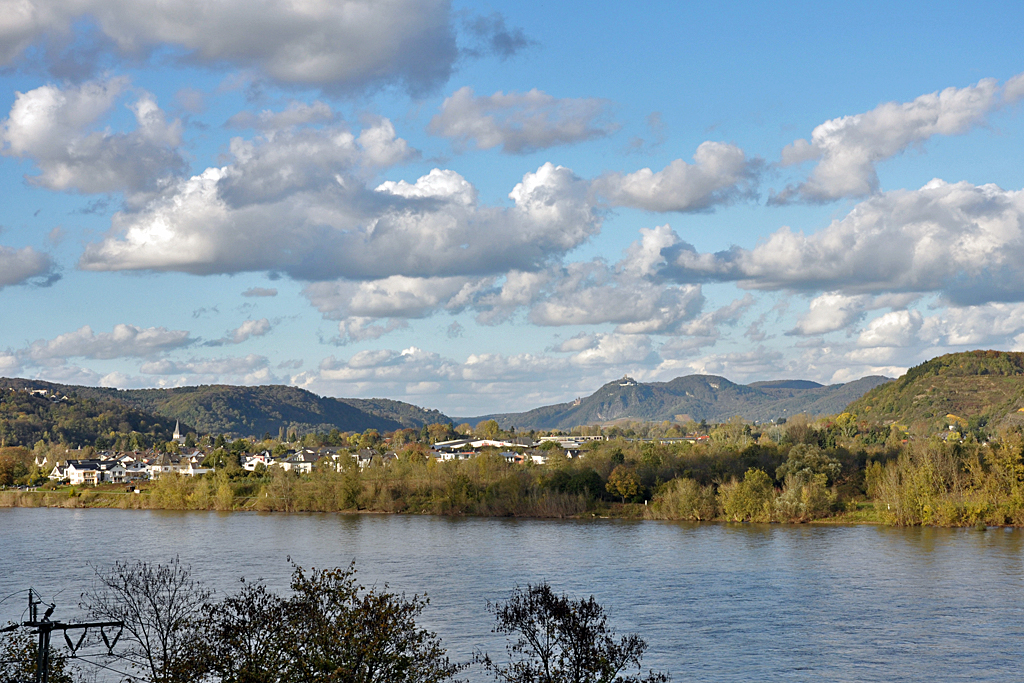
[2, 508, 1023, 681]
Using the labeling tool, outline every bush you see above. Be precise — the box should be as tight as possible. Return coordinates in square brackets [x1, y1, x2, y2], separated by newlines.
[720, 468, 775, 522]
[651, 478, 718, 520]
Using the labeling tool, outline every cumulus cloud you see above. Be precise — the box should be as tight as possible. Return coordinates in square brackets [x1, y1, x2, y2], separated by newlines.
[204, 318, 272, 346]
[594, 141, 759, 212]
[2, 0, 460, 95]
[80, 159, 599, 281]
[140, 354, 274, 384]
[25, 324, 193, 360]
[790, 293, 870, 336]
[356, 118, 418, 167]
[919, 302, 1024, 347]
[856, 310, 924, 348]
[774, 74, 1020, 203]
[1, 78, 185, 197]
[526, 262, 704, 334]
[678, 347, 787, 382]
[335, 318, 409, 345]
[568, 333, 654, 366]
[0, 246, 57, 288]
[428, 86, 617, 153]
[304, 276, 476, 320]
[660, 180, 1024, 305]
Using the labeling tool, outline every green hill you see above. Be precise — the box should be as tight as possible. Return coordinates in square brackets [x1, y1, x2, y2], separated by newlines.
[847, 350, 1024, 433]
[460, 374, 891, 430]
[0, 380, 184, 448]
[0, 380, 451, 439]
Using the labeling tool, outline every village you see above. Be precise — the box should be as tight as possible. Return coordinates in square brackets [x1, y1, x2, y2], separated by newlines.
[44, 421, 713, 487]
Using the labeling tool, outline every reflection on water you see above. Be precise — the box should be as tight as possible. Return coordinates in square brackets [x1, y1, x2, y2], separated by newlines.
[3, 509, 1023, 682]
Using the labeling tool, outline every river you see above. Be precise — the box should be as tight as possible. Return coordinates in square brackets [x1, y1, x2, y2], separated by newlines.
[2, 508, 1023, 681]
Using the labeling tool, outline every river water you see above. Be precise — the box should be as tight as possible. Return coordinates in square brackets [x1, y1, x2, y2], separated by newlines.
[2, 508, 1023, 682]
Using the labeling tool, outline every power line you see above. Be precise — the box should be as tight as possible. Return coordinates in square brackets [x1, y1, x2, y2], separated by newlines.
[18, 589, 124, 683]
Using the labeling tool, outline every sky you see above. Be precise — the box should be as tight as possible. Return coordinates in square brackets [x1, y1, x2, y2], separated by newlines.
[1, 0, 1024, 417]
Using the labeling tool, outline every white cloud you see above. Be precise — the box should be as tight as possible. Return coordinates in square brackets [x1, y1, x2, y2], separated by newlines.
[0, 246, 56, 288]
[205, 318, 272, 346]
[857, 310, 924, 348]
[678, 347, 787, 382]
[774, 74, 1019, 203]
[304, 276, 475, 320]
[335, 318, 409, 345]
[919, 302, 1024, 347]
[569, 333, 653, 366]
[140, 354, 274, 384]
[595, 141, 759, 212]
[527, 261, 704, 334]
[791, 293, 870, 335]
[357, 117, 417, 167]
[26, 324, 193, 360]
[621, 224, 678, 277]
[2, 0, 460, 95]
[80, 160, 600, 281]
[428, 86, 617, 153]
[226, 101, 335, 131]
[663, 180, 1024, 305]
[1, 78, 185, 197]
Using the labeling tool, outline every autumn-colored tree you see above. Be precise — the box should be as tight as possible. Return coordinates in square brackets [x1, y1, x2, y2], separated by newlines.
[606, 465, 641, 503]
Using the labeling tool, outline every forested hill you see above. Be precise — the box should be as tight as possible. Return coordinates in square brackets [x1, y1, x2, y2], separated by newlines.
[460, 374, 892, 430]
[0, 383, 183, 448]
[0, 380, 451, 439]
[846, 350, 1024, 433]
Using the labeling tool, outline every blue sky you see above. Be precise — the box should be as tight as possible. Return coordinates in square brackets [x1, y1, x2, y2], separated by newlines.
[1, 0, 1024, 416]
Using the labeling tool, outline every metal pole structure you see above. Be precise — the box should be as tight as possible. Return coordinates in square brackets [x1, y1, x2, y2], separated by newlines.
[21, 590, 122, 683]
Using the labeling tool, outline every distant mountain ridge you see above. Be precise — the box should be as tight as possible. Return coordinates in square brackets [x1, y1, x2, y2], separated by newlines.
[458, 374, 892, 430]
[0, 379, 451, 438]
[0, 369, 893, 440]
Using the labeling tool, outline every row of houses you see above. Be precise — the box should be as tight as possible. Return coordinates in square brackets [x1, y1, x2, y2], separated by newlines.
[46, 435, 601, 487]
[50, 451, 212, 486]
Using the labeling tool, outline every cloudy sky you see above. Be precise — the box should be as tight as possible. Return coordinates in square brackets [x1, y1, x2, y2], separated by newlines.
[1, 1, 1023, 416]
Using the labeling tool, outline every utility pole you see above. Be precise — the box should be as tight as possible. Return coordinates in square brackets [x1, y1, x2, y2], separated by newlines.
[22, 589, 123, 683]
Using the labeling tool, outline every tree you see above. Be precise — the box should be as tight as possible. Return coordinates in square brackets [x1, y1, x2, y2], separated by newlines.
[775, 444, 841, 485]
[205, 580, 292, 683]
[1, 625, 78, 683]
[606, 466, 640, 503]
[721, 468, 775, 522]
[476, 583, 668, 683]
[359, 429, 382, 451]
[475, 420, 501, 440]
[80, 558, 212, 683]
[284, 563, 463, 683]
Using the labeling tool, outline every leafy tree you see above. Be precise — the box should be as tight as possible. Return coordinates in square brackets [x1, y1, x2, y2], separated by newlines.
[476, 583, 668, 683]
[359, 429, 382, 451]
[775, 444, 842, 485]
[476, 420, 501, 440]
[721, 468, 775, 522]
[1, 625, 78, 683]
[285, 563, 463, 683]
[80, 558, 212, 683]
[606, 466, 641, 503]
[205, 580, 292, 683]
